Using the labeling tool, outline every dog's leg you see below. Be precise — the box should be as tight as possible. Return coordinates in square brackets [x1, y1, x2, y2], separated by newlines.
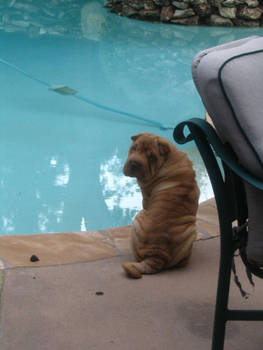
[122, 257, 165, 279]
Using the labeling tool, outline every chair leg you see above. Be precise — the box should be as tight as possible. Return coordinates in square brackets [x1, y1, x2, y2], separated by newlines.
[211, 248, 233, 350]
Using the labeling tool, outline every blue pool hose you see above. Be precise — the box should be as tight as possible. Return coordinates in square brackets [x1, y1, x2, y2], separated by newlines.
[0, 58, 173, 130]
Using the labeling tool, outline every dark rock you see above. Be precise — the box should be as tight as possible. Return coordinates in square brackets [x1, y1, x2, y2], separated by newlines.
[209, 13, 234, 25]
[172, 1, 189, 9]
[160, 6, 174, 21]
[139, 8, 161, 17]
[245, 0, 259, 8]
[193, 0, 212, 17]
[104, 1, 113, 8]
[234, 18, 260, 25]
[219, 5, 237, 18]
[144, 0, 157, 10]
[127, 0, 144, 10]
[30, 255, 40, 262]
[123, 4, 138, 16]
[209, 0, 224, 7]
[173, 8, 196, 18]
[222, 0, 237, 6]
[238, 6, 263, 20]
[96, 291, 104, 295]
[171, 15, 199, 23]
[110, 2, 123, 14]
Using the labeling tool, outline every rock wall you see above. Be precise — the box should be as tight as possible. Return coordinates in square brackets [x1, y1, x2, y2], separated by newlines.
[105, 0, 263, 26]
[1, 0, 262, 37]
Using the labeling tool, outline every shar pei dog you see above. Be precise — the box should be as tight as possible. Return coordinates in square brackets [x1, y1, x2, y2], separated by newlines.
[122, 133, 200, 278]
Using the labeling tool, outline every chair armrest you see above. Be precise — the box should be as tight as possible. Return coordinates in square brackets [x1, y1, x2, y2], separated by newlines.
[173, 118, 263, 191]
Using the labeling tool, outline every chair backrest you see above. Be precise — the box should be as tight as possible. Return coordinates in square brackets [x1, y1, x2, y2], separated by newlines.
[191, 36, 263, 267]
[192, 36, 263, 180]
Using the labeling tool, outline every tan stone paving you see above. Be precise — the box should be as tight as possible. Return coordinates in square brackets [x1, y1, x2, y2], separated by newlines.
[0, 198, 218, 268]
[196, 198, 219, 240]
[106, 225, 132, 255]
[0, 231, 118, 268]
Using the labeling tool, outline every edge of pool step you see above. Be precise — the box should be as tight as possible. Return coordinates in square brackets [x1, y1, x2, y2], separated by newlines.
[0, 198, 219, 269]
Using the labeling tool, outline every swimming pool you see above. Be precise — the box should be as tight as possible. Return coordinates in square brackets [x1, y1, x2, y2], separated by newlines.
[1, 0, 263, 236]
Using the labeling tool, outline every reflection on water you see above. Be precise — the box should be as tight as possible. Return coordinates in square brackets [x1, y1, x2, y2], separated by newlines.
[54, 164, 70, 187]
[186, 147, 214, 202]
[99, 147, 213, 222]
[2, 215, 15, 234]
[100, 151, 142, 219]
[81, 1, 108, 42]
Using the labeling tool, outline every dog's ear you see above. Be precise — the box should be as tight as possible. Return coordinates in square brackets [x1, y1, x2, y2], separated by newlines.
[131, 134, 142, 142]
[158, 142, 170, 157]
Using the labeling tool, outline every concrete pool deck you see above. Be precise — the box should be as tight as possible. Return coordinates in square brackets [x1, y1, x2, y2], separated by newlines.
[0, 198, 262, 350]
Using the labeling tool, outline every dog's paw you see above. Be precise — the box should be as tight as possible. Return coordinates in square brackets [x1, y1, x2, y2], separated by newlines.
[122, 262, 142, 279]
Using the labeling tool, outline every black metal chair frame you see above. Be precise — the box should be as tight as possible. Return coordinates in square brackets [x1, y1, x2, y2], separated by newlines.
[173, 118, 263, 350]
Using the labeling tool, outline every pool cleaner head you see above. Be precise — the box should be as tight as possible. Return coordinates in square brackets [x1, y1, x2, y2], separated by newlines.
[49, 85, 77, 95]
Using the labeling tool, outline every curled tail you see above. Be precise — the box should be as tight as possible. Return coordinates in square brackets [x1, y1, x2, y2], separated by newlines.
[122, 250, 192, 278]
[122, 257, 166, 279]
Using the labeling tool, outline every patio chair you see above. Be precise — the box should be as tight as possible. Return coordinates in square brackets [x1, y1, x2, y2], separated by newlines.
[173, 36, 263, 350]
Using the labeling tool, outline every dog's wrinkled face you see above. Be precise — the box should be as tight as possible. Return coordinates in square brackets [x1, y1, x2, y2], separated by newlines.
[123, 133, 170, 183]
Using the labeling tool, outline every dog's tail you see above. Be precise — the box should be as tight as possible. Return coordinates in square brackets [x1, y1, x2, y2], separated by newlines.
[122, 248, 193, 278]
[122, 258, 164, 278]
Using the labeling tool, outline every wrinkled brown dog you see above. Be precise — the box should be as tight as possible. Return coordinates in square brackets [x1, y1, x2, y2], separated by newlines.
[122, 133, 200, 278]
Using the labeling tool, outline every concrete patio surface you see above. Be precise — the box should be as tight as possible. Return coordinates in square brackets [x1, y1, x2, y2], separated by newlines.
[0, 198, 262, 350]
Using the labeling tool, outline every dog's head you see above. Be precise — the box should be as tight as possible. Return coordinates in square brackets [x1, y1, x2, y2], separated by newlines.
[123, 133, 171, 183]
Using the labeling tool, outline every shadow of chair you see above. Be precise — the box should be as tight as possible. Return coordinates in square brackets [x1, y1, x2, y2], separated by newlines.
[173, 36, 263, 350]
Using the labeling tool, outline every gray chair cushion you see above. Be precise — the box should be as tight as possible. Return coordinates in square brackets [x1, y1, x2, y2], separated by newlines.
[192, 35, 263, 180]
[192, 36, 263, 265]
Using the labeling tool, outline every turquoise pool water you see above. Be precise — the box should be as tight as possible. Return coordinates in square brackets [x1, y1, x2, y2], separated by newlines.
[1, 1, 263, 235]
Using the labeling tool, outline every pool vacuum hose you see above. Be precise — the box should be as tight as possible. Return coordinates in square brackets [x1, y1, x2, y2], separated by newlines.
[0, 58, 172, 131]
